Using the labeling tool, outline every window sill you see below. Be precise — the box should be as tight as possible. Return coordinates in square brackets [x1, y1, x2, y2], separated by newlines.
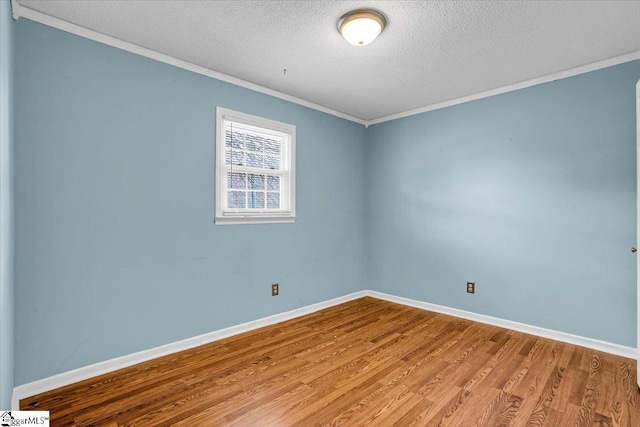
[215, 215, 297, 225]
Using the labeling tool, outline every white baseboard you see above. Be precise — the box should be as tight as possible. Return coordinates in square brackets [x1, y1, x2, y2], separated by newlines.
[365, 290, 637, 359]
[11, 290, 367, 409]
[12, 289, 636, 409]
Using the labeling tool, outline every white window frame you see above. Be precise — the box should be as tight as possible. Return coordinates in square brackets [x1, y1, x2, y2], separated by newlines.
[215, 107, 296, 225]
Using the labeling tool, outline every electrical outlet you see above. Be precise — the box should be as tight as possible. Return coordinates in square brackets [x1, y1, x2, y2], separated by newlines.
[466, 282, 475, 294]
[271, 283, 279, 296]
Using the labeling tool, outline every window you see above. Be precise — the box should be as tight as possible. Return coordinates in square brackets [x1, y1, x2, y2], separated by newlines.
[215, 107, 296, 224]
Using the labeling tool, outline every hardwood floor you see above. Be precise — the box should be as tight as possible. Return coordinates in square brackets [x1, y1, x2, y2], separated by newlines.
[21, 297, 640, 426]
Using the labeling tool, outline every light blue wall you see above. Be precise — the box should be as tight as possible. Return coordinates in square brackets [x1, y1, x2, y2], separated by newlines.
[0, 0, 14, 409]
[11, 13, 640, 387]
[366, 60, 640, 347]
[14, 19, 367, 385]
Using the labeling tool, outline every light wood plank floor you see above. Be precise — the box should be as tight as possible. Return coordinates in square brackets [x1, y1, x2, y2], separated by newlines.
[21, 297, 640, 426]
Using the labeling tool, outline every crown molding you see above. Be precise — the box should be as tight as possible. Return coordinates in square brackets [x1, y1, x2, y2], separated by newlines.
[10, 0, 19, 19]
[12, 3, 640, 129]
[367, 50, 640, 126]
[12, 4, 368, 126]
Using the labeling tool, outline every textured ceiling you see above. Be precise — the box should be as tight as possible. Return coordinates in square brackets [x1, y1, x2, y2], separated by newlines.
[17, 0, 640, 122]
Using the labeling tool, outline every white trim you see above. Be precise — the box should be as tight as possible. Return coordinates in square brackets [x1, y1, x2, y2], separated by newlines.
[11, 290, 367, 409]
[12, 3, 640, 127]
[10, 394, 18, 412]
[367, 50, 640, 126]
[215, 216, 296, 225]
[366, 291, 637, 359]
[636, 78, 640, 387]
[10, 0, 19, 20]
[11, 6, 367, 126]
[11, 289, 637, 408]
[215, 107, 296, 225]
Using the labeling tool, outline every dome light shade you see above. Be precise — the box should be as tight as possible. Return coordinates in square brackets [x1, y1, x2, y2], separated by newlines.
[338, 9, 387, 46]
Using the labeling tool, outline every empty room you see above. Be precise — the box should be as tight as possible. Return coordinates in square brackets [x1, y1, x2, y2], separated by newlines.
[1, 0, 640, 425]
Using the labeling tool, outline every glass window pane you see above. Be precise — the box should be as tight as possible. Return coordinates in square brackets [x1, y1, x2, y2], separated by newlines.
[248, 191, 265, 209]
[248, 174, 265, 190]
[265, 156, 280, 170]
[227, 172, 246, 189]
[265, 139, 281, 155]
[267, 176, 280, 191]
[219, 114, 293, 221]
[228, 150, 245, 166]
[226, 130, 244, 150]
[267, 192, 280, 209]
[247, 152, 264, 168]
[245, 135, 264, 152]
[228, 191, 246, 209]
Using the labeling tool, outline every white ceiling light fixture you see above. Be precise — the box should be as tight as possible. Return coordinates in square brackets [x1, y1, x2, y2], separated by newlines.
[338, 9, 387, 46]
